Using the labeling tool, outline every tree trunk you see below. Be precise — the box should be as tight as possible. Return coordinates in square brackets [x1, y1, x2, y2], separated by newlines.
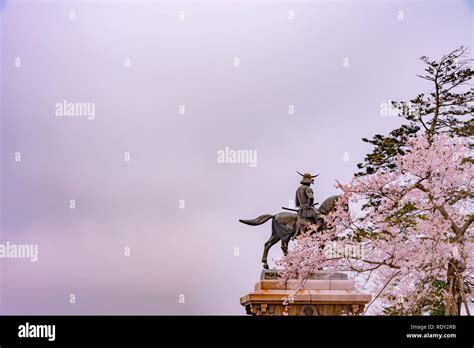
[444, 260, 465, 316]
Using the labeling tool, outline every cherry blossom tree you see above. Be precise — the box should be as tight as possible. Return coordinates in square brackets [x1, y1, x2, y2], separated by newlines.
[279, 133, 473, 315]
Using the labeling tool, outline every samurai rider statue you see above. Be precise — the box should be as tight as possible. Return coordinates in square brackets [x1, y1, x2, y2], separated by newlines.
[239, 170, 342, 269]
[292, 171, 320, 240]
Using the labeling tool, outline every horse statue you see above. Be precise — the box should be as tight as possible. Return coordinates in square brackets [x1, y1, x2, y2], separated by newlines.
[239, 195, 340, 269]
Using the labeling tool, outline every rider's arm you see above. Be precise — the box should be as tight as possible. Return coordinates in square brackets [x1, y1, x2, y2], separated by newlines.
[306, 187, 314, 205]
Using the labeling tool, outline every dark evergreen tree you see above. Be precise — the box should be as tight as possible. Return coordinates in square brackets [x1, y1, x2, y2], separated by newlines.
[357, 46, 473, 177]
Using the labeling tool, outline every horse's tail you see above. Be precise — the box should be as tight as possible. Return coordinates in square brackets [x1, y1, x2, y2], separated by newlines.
[239, 214, 274, 226]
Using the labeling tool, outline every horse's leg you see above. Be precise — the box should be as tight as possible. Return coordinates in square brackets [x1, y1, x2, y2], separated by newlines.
[281, 240, 288, 256]
[291, 218, 301, 241]
[262, 232, 279, 269]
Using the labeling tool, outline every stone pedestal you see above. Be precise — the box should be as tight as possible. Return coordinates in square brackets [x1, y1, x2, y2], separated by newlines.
[240, 270, 371, 316]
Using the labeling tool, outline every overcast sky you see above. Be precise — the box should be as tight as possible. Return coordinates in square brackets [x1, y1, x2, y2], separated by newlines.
[0, 0, 472, 314]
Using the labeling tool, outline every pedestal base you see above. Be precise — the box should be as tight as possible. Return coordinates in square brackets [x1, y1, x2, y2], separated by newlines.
[240, 270, 371, 316]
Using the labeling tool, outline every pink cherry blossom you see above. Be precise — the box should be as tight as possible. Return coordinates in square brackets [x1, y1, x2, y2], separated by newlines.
[279, 133, 473, 315]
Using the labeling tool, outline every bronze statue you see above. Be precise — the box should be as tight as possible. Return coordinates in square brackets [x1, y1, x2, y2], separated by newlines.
[239, 171, 341, 269]
[293, 171, 319, 240]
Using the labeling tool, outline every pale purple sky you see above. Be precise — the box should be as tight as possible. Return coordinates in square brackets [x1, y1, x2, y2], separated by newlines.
[0, 0, 472, 314]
